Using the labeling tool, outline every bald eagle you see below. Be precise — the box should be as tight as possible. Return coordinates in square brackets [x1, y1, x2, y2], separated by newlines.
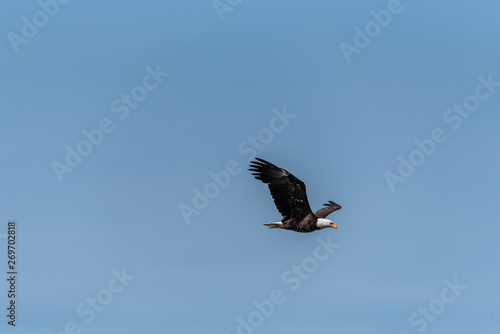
[249, 157, 341, 233]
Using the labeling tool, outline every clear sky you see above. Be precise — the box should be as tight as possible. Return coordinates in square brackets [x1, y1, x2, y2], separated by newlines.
[1, 1, 500, 333]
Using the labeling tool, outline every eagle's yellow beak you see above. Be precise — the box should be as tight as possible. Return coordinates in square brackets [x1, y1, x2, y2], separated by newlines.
[330, 223, 338, 230]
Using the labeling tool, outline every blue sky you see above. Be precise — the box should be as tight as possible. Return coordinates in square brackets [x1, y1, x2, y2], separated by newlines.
[1, 0, 500, 333]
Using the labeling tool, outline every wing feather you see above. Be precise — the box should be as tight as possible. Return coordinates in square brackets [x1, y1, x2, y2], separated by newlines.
[249, 158, 313, 222]
[314, 201, 342, 218]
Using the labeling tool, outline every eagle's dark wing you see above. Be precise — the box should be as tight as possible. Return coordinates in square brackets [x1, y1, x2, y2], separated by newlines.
[249, 158, 313, 222]
[314, 200, 342, 218]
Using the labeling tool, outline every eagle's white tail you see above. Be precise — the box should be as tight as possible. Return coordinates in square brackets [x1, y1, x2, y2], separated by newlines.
[263, 222, 284, 229]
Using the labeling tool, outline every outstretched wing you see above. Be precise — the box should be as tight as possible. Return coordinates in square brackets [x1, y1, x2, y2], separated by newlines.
[249, 158, 313, 222]
[314, 200, 342, 218]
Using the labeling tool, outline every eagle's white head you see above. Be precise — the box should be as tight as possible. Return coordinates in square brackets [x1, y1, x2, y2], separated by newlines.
[316, 218, 337, 230]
